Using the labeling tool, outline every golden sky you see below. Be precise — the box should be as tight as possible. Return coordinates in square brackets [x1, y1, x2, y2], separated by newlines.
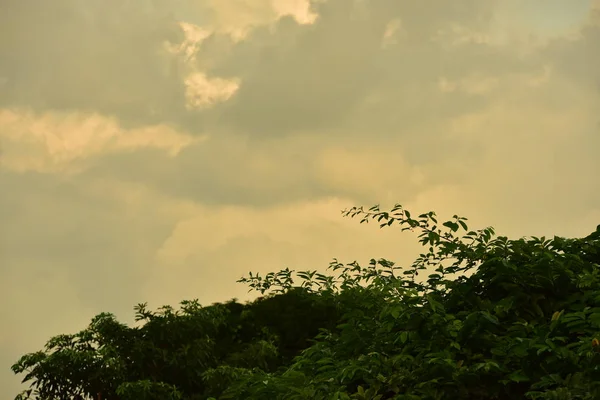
[1, 0, 599, 395]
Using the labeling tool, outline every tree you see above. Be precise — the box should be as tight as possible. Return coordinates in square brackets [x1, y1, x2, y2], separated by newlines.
[12, 203, 600, 399]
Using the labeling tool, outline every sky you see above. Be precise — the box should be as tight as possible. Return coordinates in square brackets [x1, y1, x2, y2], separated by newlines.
[1, 0, 599, 396]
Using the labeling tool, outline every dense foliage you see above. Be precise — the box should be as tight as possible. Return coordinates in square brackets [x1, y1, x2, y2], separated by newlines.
[12, 204, 600, 399]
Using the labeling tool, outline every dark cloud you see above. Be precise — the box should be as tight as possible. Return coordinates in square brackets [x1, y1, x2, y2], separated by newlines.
[0, 170, 172, 311]
[204, 0, 543, 139]
[0, 0, 194, 129]
[212, 11, 388, 136]
[542, 22, 600, 91]
[0, 0, 546, 140]
[78, 137, 343, 208]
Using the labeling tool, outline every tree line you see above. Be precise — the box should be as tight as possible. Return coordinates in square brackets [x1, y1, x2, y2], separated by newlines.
[12, 204, 600, 399]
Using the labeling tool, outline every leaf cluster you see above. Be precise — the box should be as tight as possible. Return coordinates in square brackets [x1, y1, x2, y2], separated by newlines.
[12, 204, 600, 400]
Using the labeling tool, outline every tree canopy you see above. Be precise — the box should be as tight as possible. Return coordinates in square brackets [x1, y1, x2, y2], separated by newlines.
[12, 204, 600, 399]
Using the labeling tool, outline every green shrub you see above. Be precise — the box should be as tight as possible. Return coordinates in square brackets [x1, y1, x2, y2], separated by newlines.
[12, 204, 600, 400]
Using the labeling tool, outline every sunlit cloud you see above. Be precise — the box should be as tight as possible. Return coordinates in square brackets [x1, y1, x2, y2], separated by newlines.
[184, 73, 240, 110]
[0, 109, 200, 173]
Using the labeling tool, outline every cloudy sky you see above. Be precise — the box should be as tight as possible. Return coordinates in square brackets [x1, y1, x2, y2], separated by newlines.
[1, 0, 599, 395]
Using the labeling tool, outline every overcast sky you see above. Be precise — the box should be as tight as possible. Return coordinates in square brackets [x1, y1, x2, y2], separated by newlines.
[1, 0, 599, 396]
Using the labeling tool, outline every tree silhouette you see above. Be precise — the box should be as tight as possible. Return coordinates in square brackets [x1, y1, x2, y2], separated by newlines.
[11, 204, 600, 399]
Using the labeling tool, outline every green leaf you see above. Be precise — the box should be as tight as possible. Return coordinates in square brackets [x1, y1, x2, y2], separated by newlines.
[508, 370, 530, 383]
[400, 331, 409, 344]
[443, 221, 459, 232]
[391, 306, 403, 319]
[357, 385, 365, 396]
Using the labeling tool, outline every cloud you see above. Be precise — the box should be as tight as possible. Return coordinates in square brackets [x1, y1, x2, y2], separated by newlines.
[0, 109, 200, 174]
[0, 0, 316, 133]
[0, 174, 179, 310]
[2, 0, 599, 397]
[541, 23, 600, 93]
[0, 1, 191, 127]
[205, 0, 551, 139]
